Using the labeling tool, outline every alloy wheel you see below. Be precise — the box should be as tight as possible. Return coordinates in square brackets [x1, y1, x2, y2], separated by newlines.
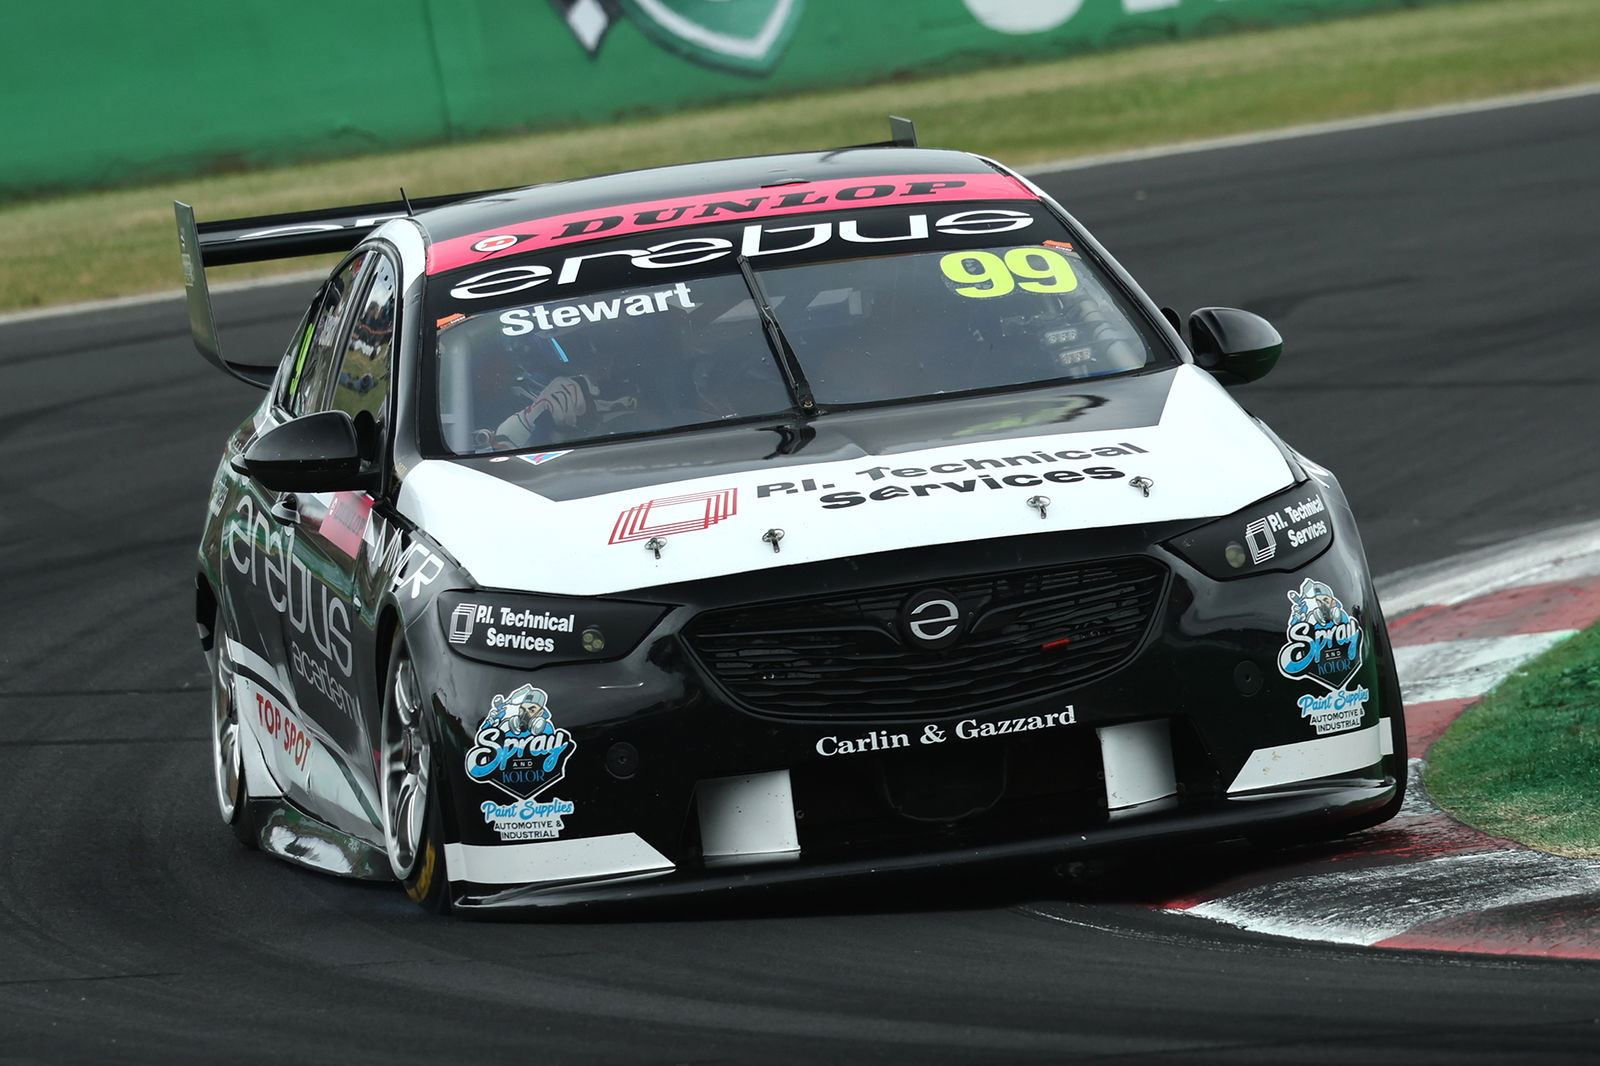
[209, 634, 243, 823]
[380, 649, 431, 879]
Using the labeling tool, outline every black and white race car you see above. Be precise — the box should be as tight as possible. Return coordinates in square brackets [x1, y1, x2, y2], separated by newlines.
[180, 119, 1405, 914]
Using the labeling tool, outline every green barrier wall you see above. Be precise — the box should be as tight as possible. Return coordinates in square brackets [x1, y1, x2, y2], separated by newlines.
[1, 0, 1451, 198]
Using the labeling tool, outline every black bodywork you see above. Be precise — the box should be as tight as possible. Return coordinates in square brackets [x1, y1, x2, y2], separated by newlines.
[409, 420, 1402, 910]
[187, 140, 1406, 914]
[198, 375, 1403, 911]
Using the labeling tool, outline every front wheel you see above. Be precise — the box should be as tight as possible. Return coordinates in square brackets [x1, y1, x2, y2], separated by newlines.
[379, 637, 451, 912]
[207, 612, 260, 848]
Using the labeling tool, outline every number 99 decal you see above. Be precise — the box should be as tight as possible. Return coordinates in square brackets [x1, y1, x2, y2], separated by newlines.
[939, 247, 1079, 298]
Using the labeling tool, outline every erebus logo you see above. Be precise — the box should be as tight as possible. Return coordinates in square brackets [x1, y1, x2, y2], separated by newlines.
[447, 209, 1035, 299]
[901, 589, 964, 650]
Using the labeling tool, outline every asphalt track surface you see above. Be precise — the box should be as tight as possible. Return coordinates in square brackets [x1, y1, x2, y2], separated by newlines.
[1, 93, 1597, 1064]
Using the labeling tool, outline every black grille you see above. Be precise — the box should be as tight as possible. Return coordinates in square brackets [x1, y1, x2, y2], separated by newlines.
[683, 556, 1167, 720]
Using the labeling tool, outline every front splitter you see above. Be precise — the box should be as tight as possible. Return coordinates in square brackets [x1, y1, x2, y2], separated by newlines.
[451, 779, 1398, 916]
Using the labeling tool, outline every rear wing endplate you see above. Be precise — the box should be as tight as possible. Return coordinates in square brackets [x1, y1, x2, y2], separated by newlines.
[174, 187, 509, 387]
[175, 200, 272, 388]
[837, 115, 919, 151]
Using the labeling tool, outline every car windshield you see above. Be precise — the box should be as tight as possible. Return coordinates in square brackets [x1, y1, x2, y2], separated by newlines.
[429, 202, 1172, 454]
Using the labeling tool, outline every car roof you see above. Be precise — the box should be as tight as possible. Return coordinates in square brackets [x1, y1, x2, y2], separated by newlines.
[413, 147, 1002, 246]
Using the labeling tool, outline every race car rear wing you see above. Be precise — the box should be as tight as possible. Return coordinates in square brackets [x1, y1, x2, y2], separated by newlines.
[177, 117, 918, 387]
[175, 188, 508, 387]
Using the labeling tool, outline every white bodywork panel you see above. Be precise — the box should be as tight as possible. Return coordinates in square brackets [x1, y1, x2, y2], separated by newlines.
[1098, 720, 1177, 810]
[1228, 722, 1386, 794]
[444, 834, 673, 886]
[696, 770, 802, 859]
[398, 365, 1292, 596]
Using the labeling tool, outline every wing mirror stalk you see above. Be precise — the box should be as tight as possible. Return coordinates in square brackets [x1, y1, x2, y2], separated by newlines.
[1187, 307, 1282, 387]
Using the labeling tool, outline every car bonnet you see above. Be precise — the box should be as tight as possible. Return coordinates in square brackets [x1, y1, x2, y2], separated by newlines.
[397, 364, 1294, 596]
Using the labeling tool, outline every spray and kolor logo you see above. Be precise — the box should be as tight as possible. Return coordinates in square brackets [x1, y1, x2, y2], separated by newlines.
[1277, 578, 1364, 693]
[551, 0, 802, 75]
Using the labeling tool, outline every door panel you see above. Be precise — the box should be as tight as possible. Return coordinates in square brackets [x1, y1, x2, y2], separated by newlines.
[223, 252, 384, 835]
[277, 252, 401, 837]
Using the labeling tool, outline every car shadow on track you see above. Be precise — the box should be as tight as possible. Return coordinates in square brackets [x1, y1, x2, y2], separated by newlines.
[309, 830, 1396, 925]
[1048, 823, 1436, 909]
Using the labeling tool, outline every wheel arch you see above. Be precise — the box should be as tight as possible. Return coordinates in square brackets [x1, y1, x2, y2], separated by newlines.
[196, 571, 220, 653]
[375, 603, 402, 694]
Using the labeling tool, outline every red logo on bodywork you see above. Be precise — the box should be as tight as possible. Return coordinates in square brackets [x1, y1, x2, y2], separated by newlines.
[471, 234, 521, 253]
[319, 491, 373, 558]
[609, 489, 738, 544]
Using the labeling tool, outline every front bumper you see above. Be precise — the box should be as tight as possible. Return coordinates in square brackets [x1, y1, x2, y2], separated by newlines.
[454, 777, 1397, 912]
[411, 510, 1405, 911]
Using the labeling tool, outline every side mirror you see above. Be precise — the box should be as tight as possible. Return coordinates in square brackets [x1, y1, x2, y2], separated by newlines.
[235, 410, 376, 492]
[1188, 307, 1282, 386]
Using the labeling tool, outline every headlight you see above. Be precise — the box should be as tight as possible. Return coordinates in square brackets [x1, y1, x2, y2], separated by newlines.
[436, 590, 668, 668]
[1165, 482, 1334, 580]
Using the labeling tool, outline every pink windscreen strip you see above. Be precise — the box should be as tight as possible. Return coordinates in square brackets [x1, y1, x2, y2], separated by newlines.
[427, 173, 1038, 275]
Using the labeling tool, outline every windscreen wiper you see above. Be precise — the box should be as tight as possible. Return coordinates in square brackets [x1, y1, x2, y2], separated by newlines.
[736, 255, 817, 417]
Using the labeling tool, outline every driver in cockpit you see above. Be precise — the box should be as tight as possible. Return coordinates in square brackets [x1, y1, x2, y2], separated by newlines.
[473, 331, 639, 450]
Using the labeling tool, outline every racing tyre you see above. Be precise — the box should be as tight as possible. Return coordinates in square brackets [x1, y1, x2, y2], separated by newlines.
[207, 611, 260, 848]
[380, 637, 451, 913]
[1346, 594, 1410, 829]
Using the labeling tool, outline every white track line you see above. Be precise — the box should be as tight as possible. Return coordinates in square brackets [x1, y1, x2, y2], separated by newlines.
[0, 268, 325, 327]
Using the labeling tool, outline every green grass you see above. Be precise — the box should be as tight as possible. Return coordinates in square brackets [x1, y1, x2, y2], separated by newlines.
[3, 0, 1598, 314]
[1426, 621, 1600, 858]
